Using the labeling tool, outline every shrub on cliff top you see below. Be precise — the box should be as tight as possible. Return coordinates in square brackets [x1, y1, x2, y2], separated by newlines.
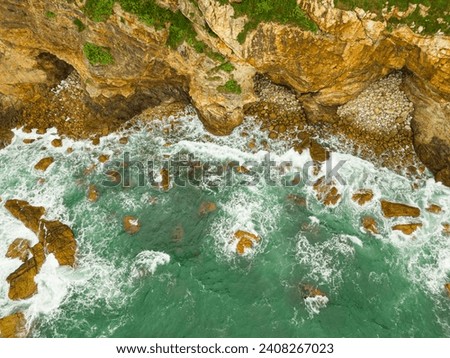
[83, 42, 114, 65]
[84, 0, 115, 22]
[217, 79, 242, 95]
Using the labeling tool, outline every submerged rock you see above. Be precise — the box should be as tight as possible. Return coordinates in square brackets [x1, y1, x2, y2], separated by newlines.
[287, 194, 307, 206]
[4, 199, 45, 234]
[352, 189, 374, 206]
[445, 283, 450, 298]
[87, 184, 99, 202]
[160, 168, 170, 191]
[5, 238, 31, 262]
[198, 201, 217, 215]
[301, 284, 327, 299]
[380, 200, 421, 218]
[392, 223, 422, 235]
[443, 224, 450, 235]
[362, 216, 378, 235]
[123, 216, 141, 235]
[0, 312, 27, 338]
[34, 157, 54, 171]
[98, 154, 110, 163]
[51, 138, 62, 147]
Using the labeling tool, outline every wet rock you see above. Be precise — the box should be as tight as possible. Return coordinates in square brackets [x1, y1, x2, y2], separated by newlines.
[198, 201, 217, 215]
[87, 184, 99, 202]
[362, 217, 378, 235]
[160, 168, 170, 191]
[51, 138, 62, 147]
[313, 177, 341, 206]
[34, 157, 54, 171]
[443, 224, 450, 235]
[66, 147, 73, 154]
[23, 139, 35, 144]
[426, 204, 442, 214]
[301, 284, 327, 299]
[392, 223, 422, 235]
[123, 216, 140, 235]
[0, 312, 27, 338]
[5, 238, 31, 262]
[38, 220, 77, 267]
[91, 137, 100, 146]
[380, 200, 421, 218]
[7, 243, 45, 300]
[119, 137, 128, 145]
[4, 199, 45, 234]
[309, 141, 329, 162]
[98, 154, 110, 163]
[445, 283, 450, 298]
[234, 230, 260, 255]
[352, 189, 374, 206]
[287, 194, 307, 206]
[105, 170, 121, 185]
[234, 165, 250, 174]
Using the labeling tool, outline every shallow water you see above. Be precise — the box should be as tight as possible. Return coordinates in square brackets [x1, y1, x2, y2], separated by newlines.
[0, 109, 449, 337]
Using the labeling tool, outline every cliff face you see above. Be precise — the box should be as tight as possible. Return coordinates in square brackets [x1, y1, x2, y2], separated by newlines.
[0, 0, 449, 184]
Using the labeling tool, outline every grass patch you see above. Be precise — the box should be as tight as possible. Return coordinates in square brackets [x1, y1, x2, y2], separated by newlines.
[84, 0, 115, 22]
[226, 0, 318, 44]
[335, 1, 450, 34]
[83, 42, 114, 65]
[217, 62, 235, 72]
[45, 11, 56, 19]
[217, 79, 242, 94]
[73, 18, 86, 32]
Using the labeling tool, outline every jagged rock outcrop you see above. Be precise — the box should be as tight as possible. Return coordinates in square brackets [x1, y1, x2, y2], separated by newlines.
[0, 0, 449, 183]
[0, 312, 27, 338]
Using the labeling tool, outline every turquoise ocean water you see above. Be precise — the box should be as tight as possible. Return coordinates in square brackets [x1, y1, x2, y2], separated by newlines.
[0, 109, 449, 337]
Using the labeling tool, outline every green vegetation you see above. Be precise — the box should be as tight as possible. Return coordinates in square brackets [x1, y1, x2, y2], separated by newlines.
[45, 11, 56, 19]
[73, 18, 86, 32]
[217, 62, 235, 73]
[217, 79, 242, 94]
[335, 1, 450, 34]
[225, 0, 318, 43]
[83, 42, 114, 65]
[84, 0, 115, 22]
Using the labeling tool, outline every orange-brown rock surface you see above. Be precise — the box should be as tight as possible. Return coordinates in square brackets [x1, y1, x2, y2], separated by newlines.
[234, 230, 260, 255]
[392, 223, 423, 235]
[34, 157, 54, 172]
[0, 312, 27, 338]
[123, 216, 141, 235]
[380, 200, 421, 218]
[362, 217, 379, 235]
[4, 200, 45, 234]
[352, 189, 374, 206]
[5, 238, 31, 262]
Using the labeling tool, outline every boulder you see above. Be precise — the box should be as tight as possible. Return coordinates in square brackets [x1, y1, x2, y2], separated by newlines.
[352, 189, 374, 206]
[426, 204, 442, 214]
[392, 223, 422, 235]
[362, 216, 378, 235]
[4, 199, 45, 234]
[309, 140, 329, 162]
[123, 216, 140, 235]
[198, 201, 217, 215]
[313, 177, 341, 206]
[119, 137, 128, 145]
[87, 184, 99, 202]
[160, 168, 170, 191]
[301, 284, 327, 299]
[0, 312, 26, 338]
[23, 139, 35, 144]
[5, 238, 31, 262]
[51, 138, 62, 147]
[7, 243, 45, 300]
[98, 154, 110, 163]
[234, 230, 260, 255]
[38, 220, 76, 267]
[34, 157, 54, 171]
[380, 200, 421, 218]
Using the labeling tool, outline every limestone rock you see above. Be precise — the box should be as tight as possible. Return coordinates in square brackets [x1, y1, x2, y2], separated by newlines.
[5, 238, 31, 262]
[198, 201, 217, 215]
[380, 200, 421, 218]
[392, 223, 422, 235]
[426, 204, 442, 214]
[38, 220, 76, 267]
[234, 230, 260, 255]
[87, 184, 99, 202]
[0, 312, 26, 338]
[352, 189, 374, 206]
[123, 216, 141, 235]
[4, 199, 45, 234]
[309, 141, 329, 162]
[362, 216, 378, 235]
[51, 138, 62, 147]
[301, 284, 327, 299]
[313, 177, 341, 206]
[7, 243, 45, 300]
[34, 157, 54, 171]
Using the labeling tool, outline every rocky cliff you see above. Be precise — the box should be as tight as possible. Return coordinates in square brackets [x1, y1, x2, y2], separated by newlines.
[0, 0, 449, 184]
